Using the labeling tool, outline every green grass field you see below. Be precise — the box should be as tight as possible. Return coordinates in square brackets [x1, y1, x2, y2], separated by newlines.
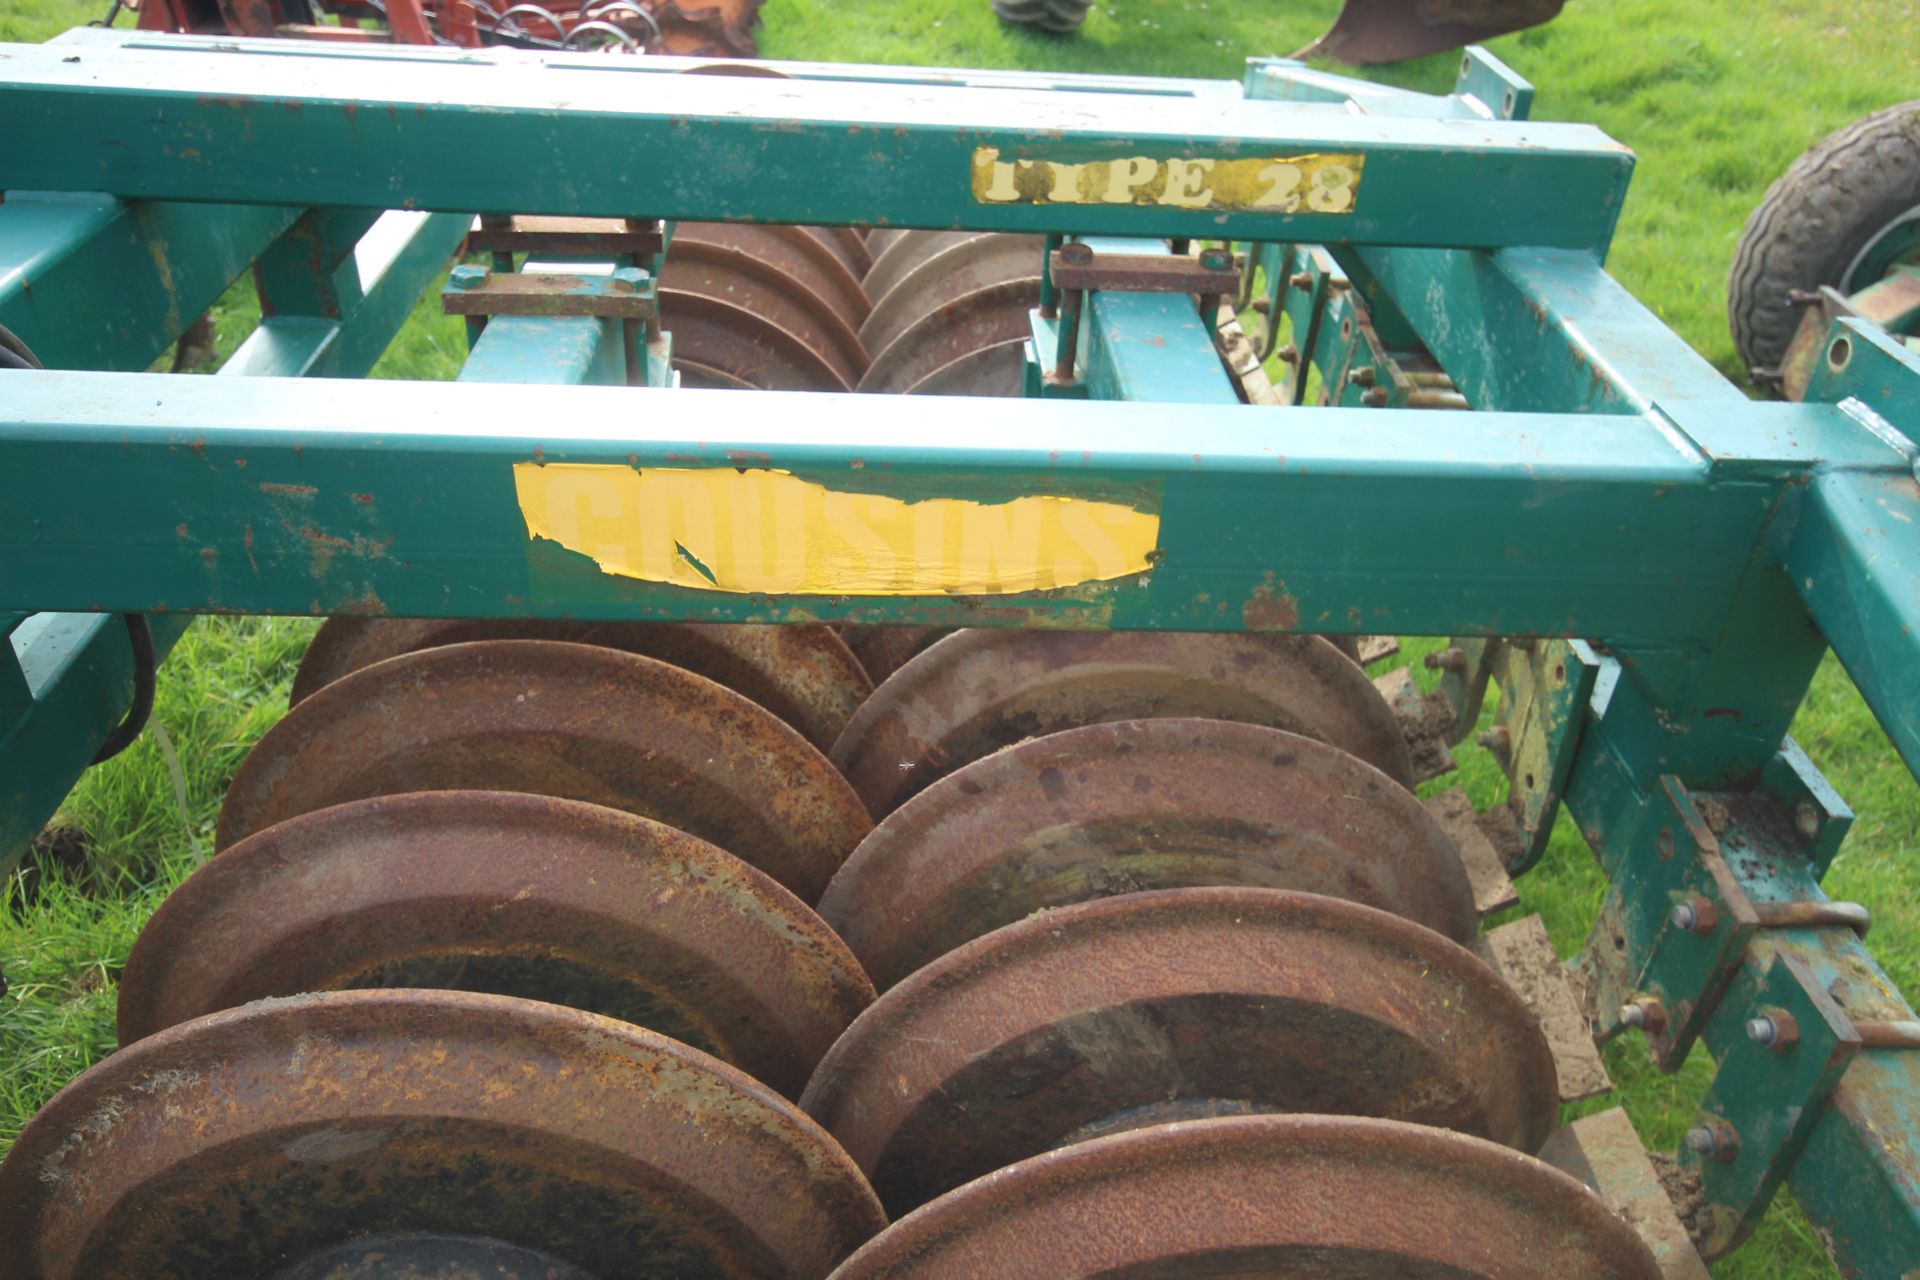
[2, 1, 1917, 1274]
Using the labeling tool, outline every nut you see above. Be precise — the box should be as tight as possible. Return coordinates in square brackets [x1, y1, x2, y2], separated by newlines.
[1668, 897, 1718, 935]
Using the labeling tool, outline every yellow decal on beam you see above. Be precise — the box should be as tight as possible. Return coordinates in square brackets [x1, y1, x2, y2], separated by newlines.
[514, 463, 1160, 595]
[971, 147, 1365, 214]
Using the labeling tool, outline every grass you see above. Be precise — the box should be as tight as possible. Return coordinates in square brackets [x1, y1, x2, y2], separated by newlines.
[2, 1, 1917, 1275]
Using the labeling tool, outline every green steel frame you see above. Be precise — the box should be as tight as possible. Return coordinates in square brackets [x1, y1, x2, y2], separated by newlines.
[1, 28, 1918, 1278]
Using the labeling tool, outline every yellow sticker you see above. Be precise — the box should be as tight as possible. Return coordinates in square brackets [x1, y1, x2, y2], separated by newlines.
[515, 463, 1160, 595]
[971, 147, 1364, 214]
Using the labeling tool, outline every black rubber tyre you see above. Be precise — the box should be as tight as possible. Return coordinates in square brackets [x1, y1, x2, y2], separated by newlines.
[992, 0, 1091, 34]
[1728, 99, 1920, 383]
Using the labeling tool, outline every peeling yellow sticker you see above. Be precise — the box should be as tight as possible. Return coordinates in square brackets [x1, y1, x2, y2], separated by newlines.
[971, 147, 1364, 214]
[514, 463, 1160, 595]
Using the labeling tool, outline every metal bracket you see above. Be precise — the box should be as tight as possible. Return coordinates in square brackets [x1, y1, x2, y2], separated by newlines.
[467, 215, 666, 263]
[1045, 242, 1240, 388]
[443, 262, 659, 386]
[1686, 953, 1861, 1257]
[1596, 778, 1760, 1069]
[441, 263, 657, 320]
[1780, 266, 1920, 402]
[1433, 636, 1600, 874]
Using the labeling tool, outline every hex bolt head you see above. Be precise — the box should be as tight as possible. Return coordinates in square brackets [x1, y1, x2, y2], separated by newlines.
[1746, 1010, 1799, 1050]
[1477, 726, 1512, 757]
[1250, 297, 1272, 314]
[1619, 999, 1668, 1036]
[1686, 1122, 1738, 1162]
[447, 264, 490, 290]
[1288, 271, 1314, 290]
[1361, 387, 1388, 407]
[1669, 896, 1718, 935]
[1424, 646, 1469, 674]
[1198, 248, 1233, 271]
[610, 267, 649, 292]
[1795, 801, 1823, 841]
[1351, 366, 1376, 388]
[1059, 242, 1095, 266]
[1275, 343, 1299, 365]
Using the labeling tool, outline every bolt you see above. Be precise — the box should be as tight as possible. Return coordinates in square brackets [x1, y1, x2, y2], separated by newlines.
[448, 264, 490, 290]
[1198, 247, 1233, 271]
[1424, 646, 1469, 675]
[1746, 1010, 1799, 1050]
[1795, 801, 1823, 841]
[610, 266, 649, 292]
[1275, 343, 1299, 365]
[1288, 271, 1313, 290]
[1669, 897, 1718, 935]
[1351, 366, 1376, 388]
[1477, 726, 1511, 757]
[1250, 297, 1272, 314]
[1361, 387, 1388, 407]
[1686, 1122, 1738, 1162]
[1059, 242, 1095, 266]
[1619, 999, 1667, 1036]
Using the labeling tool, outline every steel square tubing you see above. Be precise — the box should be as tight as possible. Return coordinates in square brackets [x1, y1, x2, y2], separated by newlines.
[0, 369, 1792, 642]
[0, 31, 1632, 252]
[0, 191, 298, 372]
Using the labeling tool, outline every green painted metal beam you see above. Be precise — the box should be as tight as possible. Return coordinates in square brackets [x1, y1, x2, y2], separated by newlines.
[223, 210, 471, 379]
[1244, 49, 1731, 416]
[0, 368, 1820, 642]
[0, 191, 298, 371]
[0, 613, 192, 871]
[1781, 467, 1920, 780]
[0, 30, 1634, 252]
[1, 199, 458, 872]
[459, 314, 628, 386]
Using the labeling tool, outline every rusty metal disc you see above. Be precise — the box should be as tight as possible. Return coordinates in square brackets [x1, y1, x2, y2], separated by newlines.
[799, 886, 1557, 1216]
[857, 280, 1038, 394]
[122, 791, 874, 1096]
[829, 631, 1416, 819]
[652, 0, 769, 57]
[860, 234, 1042, 352]
[675, 58, 791, 78]
[673, 223, 872, 330]
[677, 359, 756, 389]
[290, 618, 872, 752]
[660, 239, 870, 386]
[0, 989, 885, 1280]
[863, 227, 913, 260]
[818, 719, 1475, 989]
[830, 1115, 1662, 1279]
[219, 640, 873, 902]
[803, 227, 872, 279]
[839, 625, 948, 683]
[659, 289, 851, 390]
[904, 338, 1028, 396]
[860, 230, 975, 306]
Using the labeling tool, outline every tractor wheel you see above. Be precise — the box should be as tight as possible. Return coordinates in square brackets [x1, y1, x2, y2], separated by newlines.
[1729, 100, 1920, 384]
[992, 0, 1091, 34]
